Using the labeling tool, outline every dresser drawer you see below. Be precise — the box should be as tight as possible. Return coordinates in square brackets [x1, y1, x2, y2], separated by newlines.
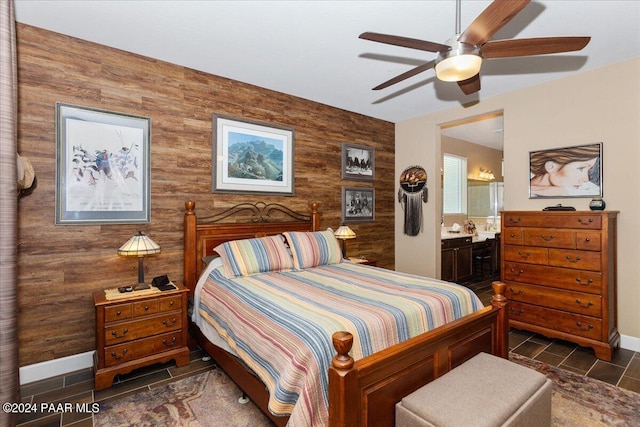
[509, 302, 603, 341]
[503, 213, 602, 229]
[523, 228, 575, 249]
[549, 249, 601, 271]
[104, 303, 132, 323]
[505, 282, 602, 317]
[503, 245, 548, 264]
[502, 229, 522, 245]
[576, 231, 601, 251]
[104, 331, 183, 367]
[503, 262, 602, 294]
[105, 313, 183, 346]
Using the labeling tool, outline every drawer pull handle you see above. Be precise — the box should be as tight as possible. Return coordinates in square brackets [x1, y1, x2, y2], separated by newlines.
[510, 308, 524, 315]
[576, 322, 594, 331]
[509, 268, 525, 275]
[540, 234, 555, 241]
[584, 238, 590, 242]
[509, 217, 521, 224]
[162, 337, 177, 347]
[577, 218, 594, 225]
[565, 255, 582, 263]
[575, 299, 593, 309]
[517, 251, 530, 258]
[576, 277, 593, 286]
[509, 287, 523, 295]
[144, 306, 150, 311]
[169, 301, 175, 306]
[162, 318, 178, 327]
[110, 349, 128, 360]
[116, 310, 121, 316]
[111, 328, 128, 339]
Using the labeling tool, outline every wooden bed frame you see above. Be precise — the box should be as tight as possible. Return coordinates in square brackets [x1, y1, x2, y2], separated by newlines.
[184, 201, 508, 427]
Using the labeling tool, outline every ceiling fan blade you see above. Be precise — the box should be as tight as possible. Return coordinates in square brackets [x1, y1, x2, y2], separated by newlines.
[359, 32, 449, 53]
[459, 0, 530, 46]
[482, 36, 591, 58]
[372, 61, 435, 90]
[457, 74, 481, 95]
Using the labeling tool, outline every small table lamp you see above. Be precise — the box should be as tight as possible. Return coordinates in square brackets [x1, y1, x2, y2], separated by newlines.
[118, 231, 161, 290]
[334, 225, 356, 258]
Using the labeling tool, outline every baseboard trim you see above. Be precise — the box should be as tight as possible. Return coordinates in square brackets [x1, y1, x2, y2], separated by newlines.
[19, 334, 640, 385]
[19, 351, 94, 385]
[620, 334, 640, 353]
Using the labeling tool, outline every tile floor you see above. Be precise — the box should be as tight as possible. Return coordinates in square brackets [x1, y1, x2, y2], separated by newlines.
[16, 280, 640, 426]
[468, 279, 640, 393]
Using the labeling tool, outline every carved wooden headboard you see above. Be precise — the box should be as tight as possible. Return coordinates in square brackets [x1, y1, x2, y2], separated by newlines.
[183, 201, 319, 296]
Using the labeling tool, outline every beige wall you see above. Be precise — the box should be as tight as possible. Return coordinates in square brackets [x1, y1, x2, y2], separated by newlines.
[396, 57, 640, 344]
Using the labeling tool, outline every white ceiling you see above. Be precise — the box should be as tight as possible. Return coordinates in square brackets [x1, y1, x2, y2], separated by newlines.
[14, 0, 640, 129]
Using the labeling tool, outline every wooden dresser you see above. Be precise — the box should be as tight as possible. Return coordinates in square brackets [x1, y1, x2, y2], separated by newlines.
[93, 284, 190, 390]
[501, 211, 619, 361]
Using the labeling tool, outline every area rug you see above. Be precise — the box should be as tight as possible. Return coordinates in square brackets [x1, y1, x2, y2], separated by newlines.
[95, 356, 640, 427]
[94, 369, 274, 427]
[510, 353, 639, 426]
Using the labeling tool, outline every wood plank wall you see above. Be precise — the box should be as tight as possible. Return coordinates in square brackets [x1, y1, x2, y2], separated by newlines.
[15, 24, 395, 367]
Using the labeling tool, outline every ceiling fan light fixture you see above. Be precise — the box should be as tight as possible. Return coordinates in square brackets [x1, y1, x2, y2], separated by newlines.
[435, 40, 482, 82]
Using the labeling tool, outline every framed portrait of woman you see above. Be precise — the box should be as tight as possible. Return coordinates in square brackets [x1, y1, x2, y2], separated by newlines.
[529, 142, 602, 198]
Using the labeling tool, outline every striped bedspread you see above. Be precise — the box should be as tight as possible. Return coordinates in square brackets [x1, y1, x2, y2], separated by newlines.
[197, 262, 483, 427]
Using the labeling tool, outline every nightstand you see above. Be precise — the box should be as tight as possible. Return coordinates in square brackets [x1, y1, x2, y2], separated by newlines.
[93, 283, 190, 390]
[348, 257, 378, 267]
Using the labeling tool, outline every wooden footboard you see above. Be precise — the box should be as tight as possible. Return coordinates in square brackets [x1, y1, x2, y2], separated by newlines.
[328, 282, 508, 427]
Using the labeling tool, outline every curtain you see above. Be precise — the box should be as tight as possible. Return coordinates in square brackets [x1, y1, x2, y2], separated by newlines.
[0, 0, 20, 425]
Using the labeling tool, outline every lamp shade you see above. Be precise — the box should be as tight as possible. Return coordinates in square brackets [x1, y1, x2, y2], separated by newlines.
[118, 231, 161, 257]
[435, 39, 482, 82]
[334, 225, 356, 240]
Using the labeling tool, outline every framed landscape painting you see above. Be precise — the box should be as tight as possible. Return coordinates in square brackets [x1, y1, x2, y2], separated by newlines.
[212, 115, 294, 195]
[55, 103, 151, 224]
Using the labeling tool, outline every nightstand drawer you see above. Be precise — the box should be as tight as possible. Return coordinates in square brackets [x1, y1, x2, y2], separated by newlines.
[133, 299, 159, 317]
[105, 303, 132, 323]
[104, 331, 183, 367]
[105, 313, 183, 346]
[159, 295, 181, 312]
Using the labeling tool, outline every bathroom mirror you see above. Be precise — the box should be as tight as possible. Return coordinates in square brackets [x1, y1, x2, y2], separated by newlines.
[467, 180, 504, 222]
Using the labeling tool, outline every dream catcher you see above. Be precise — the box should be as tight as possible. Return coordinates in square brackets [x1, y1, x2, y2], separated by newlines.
[398, 165, 428, 236]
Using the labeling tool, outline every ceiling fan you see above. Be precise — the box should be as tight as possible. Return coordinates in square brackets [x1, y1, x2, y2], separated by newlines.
[360, 0, 590, 95]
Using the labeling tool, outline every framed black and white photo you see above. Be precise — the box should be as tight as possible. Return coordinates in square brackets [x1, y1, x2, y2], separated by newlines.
[529, 142, 602, 198]
[341, 186, 375, 223]
[55, 103, 151, 225]
[341, 143, 374, 181]
[213, 114, 294, 195]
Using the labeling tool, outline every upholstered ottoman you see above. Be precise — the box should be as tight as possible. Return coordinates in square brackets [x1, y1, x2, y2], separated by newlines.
[395, 352, 552, 427]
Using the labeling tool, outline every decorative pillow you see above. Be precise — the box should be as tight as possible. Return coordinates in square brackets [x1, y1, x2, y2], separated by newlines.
[283, 230, 343, 270]
[214, 235, 293, 278]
